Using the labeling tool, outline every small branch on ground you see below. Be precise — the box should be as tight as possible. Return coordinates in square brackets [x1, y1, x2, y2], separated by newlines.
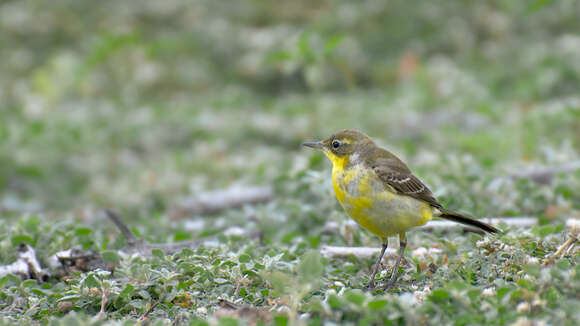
[97, 288, 108, 319]
[510, 161, 580, 185]
[323, 217, 537, 236]
[543, 218, 580, 266]
[138, 301, 160, 323]
[104, 209, 257, 256]
[104, 208, 140, 246]
[321, 246, 397, 259]
[0, 209, 255, 280]
[171, 186, 274, 218]
[0, 244, 46, 280]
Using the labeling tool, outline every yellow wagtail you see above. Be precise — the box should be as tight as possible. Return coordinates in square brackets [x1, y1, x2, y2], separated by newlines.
[303, 129, 498, 289]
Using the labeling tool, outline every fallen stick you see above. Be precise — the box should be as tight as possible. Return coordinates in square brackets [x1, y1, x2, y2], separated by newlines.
[543, 218, 580, 266]
[0, 210, 255, 280]
[104, 209, 255, 256]
[0, 244, 45, 279]
[324, 217, 537, 235]
[171, 186, 274, 217]
[321, 246, 443, 259]
[510, 161, 580, 185]
[321, 246, 396, 259]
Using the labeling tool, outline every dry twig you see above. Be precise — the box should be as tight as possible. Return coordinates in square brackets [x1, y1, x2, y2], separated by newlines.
[171, 186, 274, 217]
[510, 161, 580, 185]
[0, 244, 45, 279]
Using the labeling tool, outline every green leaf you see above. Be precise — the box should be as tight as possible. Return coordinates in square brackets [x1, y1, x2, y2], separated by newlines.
[75, 227, 92, 236]
[119, 283, 135, 300]
[302, 297, 324, 312]
[447, 280, 468, 290]
[218, 317, 239, 326]
[11, 234, 33, 246]
[83, 274, 100, 289]
[173, 231, 192, 242]
[328, 294, 343, 308]
[274, 316, 289, 326]
[31, 288, 47, 296]
[344, 289, 366, 306]
[180, 248, 195, 257]
[58, 294, 82, 302]
[497, 287, 512, 301]
[556, 259, 570, 270]
[22, 279, 37, 288]
[528, 0, 553, 12]
[430, 289, 450, 302]
[269, 271, 291, 296]
[152, 248, 165, 258]
[324, 34, 345, 56]
[101, 250, 120, 264]
[523, 264, 541, 278]
[0, 274, 22, 286]
[297, 250, 323, 283]
[238, 254, 251, 263]
[467, 289, 481, 302]
[267, 50, 293, 62]
[530, 225, 556, 237]
[368, 299, 388, 310]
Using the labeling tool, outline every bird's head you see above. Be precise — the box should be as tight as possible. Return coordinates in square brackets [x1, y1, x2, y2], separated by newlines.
[302, 129, 374, 167]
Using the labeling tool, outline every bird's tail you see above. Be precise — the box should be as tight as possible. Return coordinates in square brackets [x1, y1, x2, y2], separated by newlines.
[438, 209, 499, 233]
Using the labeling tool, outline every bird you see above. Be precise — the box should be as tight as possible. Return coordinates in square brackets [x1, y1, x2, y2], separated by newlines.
[303, 129, 499, 290]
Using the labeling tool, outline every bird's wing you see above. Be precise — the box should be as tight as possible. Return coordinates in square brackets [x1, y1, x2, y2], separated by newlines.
[367, 154, 442, 209]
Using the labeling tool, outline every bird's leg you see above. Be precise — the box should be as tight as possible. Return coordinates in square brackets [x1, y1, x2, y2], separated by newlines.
[383, 233, 407, 291]
[366, 241, 388, 290]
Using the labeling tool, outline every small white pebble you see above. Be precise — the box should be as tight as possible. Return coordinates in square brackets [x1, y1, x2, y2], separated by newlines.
[413, 287, 431, 303]
[516, 302, 530, 313]
[223, 226, 245, 236]
[334, 281, 345, 287]
[532, 299, 545, 308]
[510, 317, 532, 326]
[196, 307, 208, 315]
[412, 247, 428, 258]
[482, 287, 495, 297]
[476, 239, 489, 248]
[525, 256, 539, 265]
[566, 219, 580, 237]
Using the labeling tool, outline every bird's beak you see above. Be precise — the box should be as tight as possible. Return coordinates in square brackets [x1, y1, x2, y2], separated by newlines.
[302, 141, 324, 150]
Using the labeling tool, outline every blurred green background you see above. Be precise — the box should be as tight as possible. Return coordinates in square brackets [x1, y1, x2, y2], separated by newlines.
[1, 1, 580, 324]
[1, 0, 578, 217]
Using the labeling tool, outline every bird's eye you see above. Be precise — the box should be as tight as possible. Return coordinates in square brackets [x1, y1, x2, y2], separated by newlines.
[332, 140, 341, 149]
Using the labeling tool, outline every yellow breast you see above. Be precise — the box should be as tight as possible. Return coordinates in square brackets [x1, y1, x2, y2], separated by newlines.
[329, 155, 432, 239]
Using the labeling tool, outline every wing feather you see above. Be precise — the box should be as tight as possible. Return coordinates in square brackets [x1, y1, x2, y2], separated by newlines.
[367, 153, 442, 208]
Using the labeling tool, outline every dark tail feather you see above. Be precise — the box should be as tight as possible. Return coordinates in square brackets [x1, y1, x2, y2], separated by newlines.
[438, 209, 499, 233]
